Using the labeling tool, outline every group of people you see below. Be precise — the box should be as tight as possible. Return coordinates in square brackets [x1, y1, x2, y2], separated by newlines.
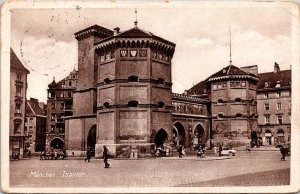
[85, 146, 110, 168]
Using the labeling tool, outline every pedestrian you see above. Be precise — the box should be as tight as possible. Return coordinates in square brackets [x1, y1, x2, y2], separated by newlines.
[197, 147, 203, 158]
[213, 147, 218, 157]
[280, 145, 286, 161]
[85, 148, 91, 162]
[103, 146, 110, 168]
[182, 146, 186, 157]
[218, 144, 222, 157]
[178, 145, 183, 158]
[246, 144, 251, 153]
[40, 151, 44, 160]
[54, 150, 58, 160]
[28, 149, 31, 158]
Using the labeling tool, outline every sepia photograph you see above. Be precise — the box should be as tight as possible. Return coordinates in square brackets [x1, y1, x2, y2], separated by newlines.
[1, 0, 300, 193]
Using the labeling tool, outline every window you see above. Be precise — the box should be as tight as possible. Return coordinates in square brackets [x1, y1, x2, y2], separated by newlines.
[264, 103, 269, 111]
[68, 92, 72, 98]
[103, 102, 110, 108]
[277, 103, 282, 110]
[276, 92, 281, 98]
[241, 81, 246, 87]
[277, 116, 283, 124]
[236, 113, 243, 118]
[128, 76, 139, 82]
[51, 103, 55, 109]
[72, 76, 75, 79]
[60, 103, 64, 109]
[264, 81, 270, 87]
[235, 98, 242, 103]
[15, 104, 21, 113]
[14, 122, 21, 132]
[69, 81, 72, 86]
[104, 78, 111, 84]
[29, 118, 33, 123]
[275, 81, 281, 87]
[16, 88, 22, 97]
[128, 100, 138, 107]
[51, 125, 55, 132]
[158, 101, 165, 108]
[157, 78, 165, 84]
[29, 126, 33, 132]
[16, 74, 22, 81]
[230, 81, 235, 87]
[213, 84, 217, 90]
[60, 93, 64, 98]
[217, 99, 224, 104]
[264, 93, 269, 98]
[51, 114, 56, 121]
[265, 116, 270, 124]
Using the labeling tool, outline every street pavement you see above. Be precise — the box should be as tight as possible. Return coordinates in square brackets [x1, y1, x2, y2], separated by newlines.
[9, 150, 290, 188]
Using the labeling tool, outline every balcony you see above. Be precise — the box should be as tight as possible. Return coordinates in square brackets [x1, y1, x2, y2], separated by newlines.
[63, 105, 73, 112]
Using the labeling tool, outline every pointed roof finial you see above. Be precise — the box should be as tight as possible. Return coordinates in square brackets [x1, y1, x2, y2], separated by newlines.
[53, 76, 55, 81]
[229, 26, 232, 65]
[134, 8, 138, 28]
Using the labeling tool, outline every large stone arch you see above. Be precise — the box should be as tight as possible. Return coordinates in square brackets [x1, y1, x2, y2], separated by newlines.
[87, 124, 97, 156]
[193, 123, 206, 146]
[50, 137, 64, 150]
[173, 121, 186, 147]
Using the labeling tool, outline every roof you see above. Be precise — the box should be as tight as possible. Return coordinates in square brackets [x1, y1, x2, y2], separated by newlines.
[257, 69, 291, 89]
[95, 27, 176, 47]
[209, 65, 257, 79]
[74, 25, 113, 40]
[186, 81, 208, 96]
[26, 99, 46, 117]
[10, 48, 30, 74]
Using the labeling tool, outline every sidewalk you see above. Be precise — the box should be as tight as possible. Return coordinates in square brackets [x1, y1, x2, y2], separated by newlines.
[157, 156, 231, 161]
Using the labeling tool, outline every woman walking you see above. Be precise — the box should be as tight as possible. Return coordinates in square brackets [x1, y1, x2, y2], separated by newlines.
[103, 146, 110, 168]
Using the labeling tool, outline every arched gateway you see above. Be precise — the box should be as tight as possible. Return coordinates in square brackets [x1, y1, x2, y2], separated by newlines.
[50, 138, 64, 149]
[173, 122, 186, 146]
[154, 128, 168, 148]
[87, 125, 97, 156]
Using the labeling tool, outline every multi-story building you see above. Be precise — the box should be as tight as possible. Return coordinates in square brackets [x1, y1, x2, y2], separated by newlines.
[257, 63, 291, 146]
[25, 98, 47, 153]
[187, 65, 259, 147]
[46, 69, 78, 151]
[10, 48, 30, 159]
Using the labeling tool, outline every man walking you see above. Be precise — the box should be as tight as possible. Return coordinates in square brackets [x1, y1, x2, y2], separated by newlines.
[85, 148, 91, 162]
[103, 146, 110, 168]
[280, 145, 286, 161]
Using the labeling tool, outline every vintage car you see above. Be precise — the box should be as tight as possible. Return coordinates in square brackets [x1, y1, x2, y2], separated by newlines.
[221, 148, 236, 156]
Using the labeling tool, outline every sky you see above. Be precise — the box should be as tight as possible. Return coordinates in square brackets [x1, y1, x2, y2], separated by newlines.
[10, 4, 293, 103]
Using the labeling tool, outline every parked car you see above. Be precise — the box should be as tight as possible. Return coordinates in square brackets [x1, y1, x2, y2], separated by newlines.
[221, 148, 236, 156]
[275, 143, 284, 148]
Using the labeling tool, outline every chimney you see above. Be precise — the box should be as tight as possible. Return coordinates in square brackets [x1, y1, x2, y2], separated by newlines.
[274, 62, 280, 73]
[184, 90, 188, 95]
[114, 27, 120, 35]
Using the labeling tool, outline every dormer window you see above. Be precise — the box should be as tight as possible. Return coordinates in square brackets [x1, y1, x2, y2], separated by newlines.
[275, 80, 281, 88]
[276, 92, 281, 98]
[128, 76, 139, 82]
[264, 81, 270, 87]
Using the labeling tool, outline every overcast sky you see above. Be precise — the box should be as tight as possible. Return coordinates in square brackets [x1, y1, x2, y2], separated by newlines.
[11, 4, 293, 103]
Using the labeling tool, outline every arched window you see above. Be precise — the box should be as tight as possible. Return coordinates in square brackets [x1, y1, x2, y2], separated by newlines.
[158, 101, 165, 108]
[235, 98, 242, 103]
[236, 113, 243, 118]
[157, 78, 165, 84]
[128, 76, 139, 82]
[128, 100, 139, 107]
[103, 102, 110, 108]
[104, 78, 111, 84]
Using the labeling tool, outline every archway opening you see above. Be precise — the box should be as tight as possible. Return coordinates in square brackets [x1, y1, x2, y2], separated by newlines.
[154, 128, 168, 148]
[87, 125, 97, 157]
[50, 138, 64, 150]
[173, 122, 186, 146]
[194, 124, 205, 147]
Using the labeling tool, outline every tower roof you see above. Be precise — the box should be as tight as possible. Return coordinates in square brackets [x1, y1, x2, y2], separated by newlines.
[95, 26, 175, 47]
[74, 25, 114, 41]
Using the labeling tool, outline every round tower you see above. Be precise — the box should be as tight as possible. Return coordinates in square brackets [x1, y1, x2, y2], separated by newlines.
[94, 25, 175, 158]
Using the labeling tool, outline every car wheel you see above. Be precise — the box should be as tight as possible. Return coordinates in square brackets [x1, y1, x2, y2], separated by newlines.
[229, 152, 233, 156]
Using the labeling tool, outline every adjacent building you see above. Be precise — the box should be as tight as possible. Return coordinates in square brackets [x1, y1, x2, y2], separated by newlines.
[46, 69, 78, 151]
[25, 98, 47, 153]
[257, 63, 291, 146]
[10, 48, 30, 159]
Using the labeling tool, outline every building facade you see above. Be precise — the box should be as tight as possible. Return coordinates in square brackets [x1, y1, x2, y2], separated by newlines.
[10, 48, 30, 159]
[46, 69, 78, 151]
[25, 98, 47, 153]
[257, 63, 291, 146]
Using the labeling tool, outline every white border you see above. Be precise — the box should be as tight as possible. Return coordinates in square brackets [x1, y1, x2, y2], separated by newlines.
[1, 0, 299, 193]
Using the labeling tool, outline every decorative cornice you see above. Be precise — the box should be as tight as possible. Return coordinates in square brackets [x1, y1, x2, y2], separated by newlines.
[172, 93, 209, 104]
[207, 74, 259, 82]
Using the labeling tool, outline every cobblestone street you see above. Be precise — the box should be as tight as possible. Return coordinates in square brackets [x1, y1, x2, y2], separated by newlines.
[9, 150, 290, 187]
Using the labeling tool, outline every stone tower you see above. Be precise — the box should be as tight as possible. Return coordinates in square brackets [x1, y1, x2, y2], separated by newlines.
[207, 65, 259, 146]
[94, 25, 176, 157]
